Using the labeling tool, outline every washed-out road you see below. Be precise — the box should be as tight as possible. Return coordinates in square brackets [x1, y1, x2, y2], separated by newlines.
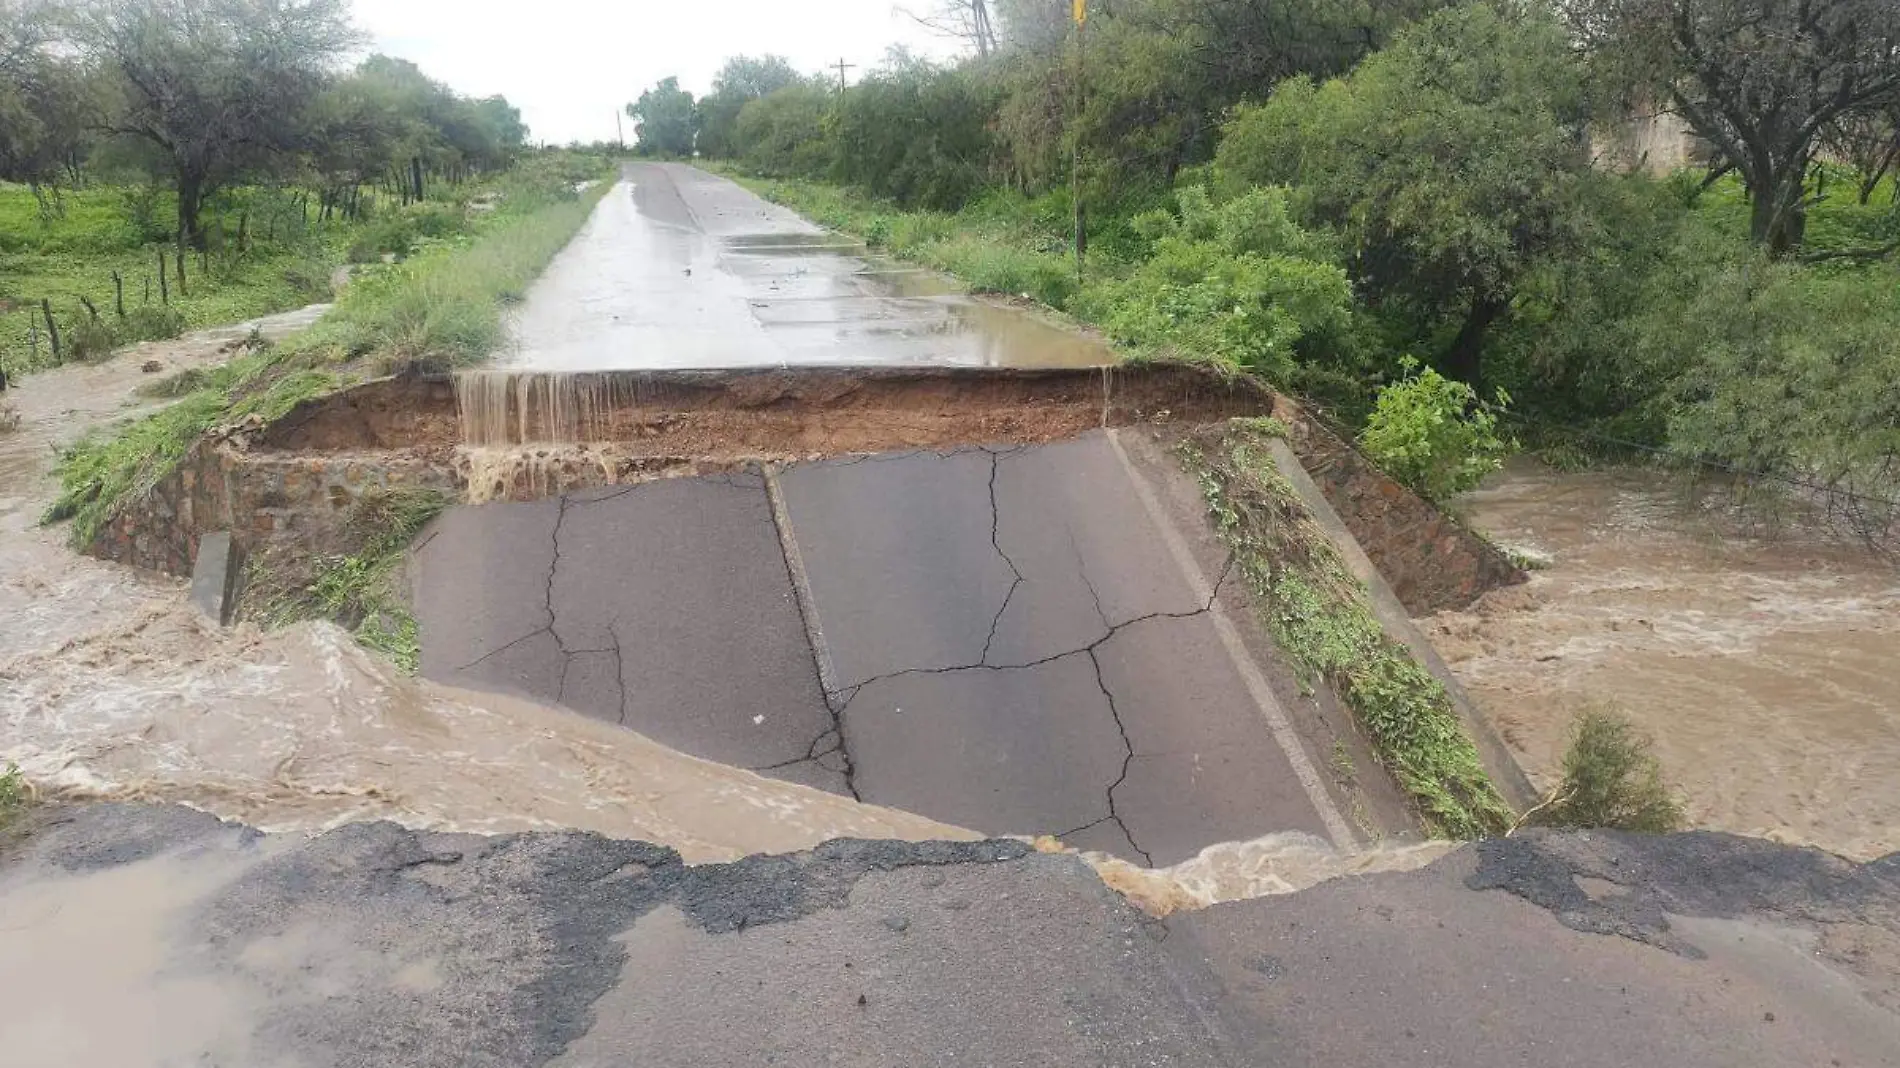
[418, 163, 1362, 866]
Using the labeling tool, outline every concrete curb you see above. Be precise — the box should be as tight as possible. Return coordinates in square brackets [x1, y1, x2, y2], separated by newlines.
[1264, 438, 1540, 813]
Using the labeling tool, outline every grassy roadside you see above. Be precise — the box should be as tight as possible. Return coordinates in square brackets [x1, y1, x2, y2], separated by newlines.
[721, 170, 1092, 325]
[1181, 418, 1514, 838]
[45, 163, 613, 550]
[721, 170, 1355, 392]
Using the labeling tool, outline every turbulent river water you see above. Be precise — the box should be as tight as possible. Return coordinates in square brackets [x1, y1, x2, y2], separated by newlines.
[1431, 462, 1900, 860]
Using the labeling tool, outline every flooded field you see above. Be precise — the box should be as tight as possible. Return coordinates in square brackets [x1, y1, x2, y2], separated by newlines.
[1430, 462, 1900, 859]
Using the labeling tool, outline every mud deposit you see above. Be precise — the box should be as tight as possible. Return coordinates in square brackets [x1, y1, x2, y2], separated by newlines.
[1430, 462, 1900, 859]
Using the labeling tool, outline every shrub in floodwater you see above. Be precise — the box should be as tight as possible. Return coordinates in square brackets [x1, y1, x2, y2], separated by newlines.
[119, 304, 188, 344]
[0, 764, 28, 827]
[1530, 707, 1685, 833]
[1360, 357, 1513, 503]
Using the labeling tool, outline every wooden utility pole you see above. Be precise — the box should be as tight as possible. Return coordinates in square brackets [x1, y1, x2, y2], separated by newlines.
[834, 57, 856, 95]
[1071, 0, 1088, 283]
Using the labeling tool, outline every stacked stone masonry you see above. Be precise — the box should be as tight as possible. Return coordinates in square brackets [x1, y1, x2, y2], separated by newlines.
[1277, 402, 1525, 615]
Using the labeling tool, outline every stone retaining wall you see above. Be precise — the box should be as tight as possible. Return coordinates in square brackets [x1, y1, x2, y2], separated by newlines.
[89, 440, 459, 577]
[1276, 400, 1524, 615]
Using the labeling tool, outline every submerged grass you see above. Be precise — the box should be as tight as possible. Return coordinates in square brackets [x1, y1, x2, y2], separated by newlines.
[249, 487, 452, 675]
[0, 764, 28, 830]
[45, 171, 611, 550]
[1181, 419, 1514, 838]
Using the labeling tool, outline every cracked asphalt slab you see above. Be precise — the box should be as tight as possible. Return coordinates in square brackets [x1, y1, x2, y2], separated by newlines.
[417, 477, 841, 792]
[5, 804, 1898, 1068]
[419, 430, 1345, 866]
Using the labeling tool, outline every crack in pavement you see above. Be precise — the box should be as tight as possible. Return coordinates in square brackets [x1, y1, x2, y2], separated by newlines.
[1087, 644, 1153, 866]
[764, 466, 863, 799]
[836, 536, 1236, 864]
[979, 447, 1027, 667]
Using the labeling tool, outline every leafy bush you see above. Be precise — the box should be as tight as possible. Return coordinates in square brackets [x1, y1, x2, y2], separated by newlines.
[1077, 186, 1350, 377]
[119, 304, 188, 343]
[64, 315, 120, 360]
[0, 763, 27, 828]
[1531, 708, 1685, 833]
[1360, 359, 1513, 502]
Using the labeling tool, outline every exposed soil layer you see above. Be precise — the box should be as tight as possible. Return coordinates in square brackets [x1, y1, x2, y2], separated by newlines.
[258, 363, 1278, 458]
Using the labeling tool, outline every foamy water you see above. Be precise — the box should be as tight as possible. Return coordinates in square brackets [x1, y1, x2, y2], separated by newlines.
[1431, 463, 1900, 860]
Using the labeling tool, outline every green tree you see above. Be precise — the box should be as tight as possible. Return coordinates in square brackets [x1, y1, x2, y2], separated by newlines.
[0, 1, 93, 197]
[732, 82, 833, 177]
[1571, 0, 1900, 255]
[74, 0, 359, 248]
[626, 76, 698, 157]
[1217, 2, 1603, 387]
[697, 55, 804, 158]
[830, 52, 999, 210]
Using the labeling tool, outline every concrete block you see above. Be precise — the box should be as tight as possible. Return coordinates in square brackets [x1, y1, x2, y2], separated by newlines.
[189, 531, 243, 626]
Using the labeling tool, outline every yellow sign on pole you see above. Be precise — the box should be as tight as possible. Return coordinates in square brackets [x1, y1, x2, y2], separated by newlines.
[1073, 0, 1086, 25]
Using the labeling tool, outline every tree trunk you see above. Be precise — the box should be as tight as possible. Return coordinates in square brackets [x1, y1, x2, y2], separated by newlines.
[1443, 293, 1505, 390]
[1748, 169, 1808, 258]
[176, 168, 207, 252]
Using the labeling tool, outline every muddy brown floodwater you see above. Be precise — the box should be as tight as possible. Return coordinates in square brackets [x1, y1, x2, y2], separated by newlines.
[1430, 461, 1900, 860]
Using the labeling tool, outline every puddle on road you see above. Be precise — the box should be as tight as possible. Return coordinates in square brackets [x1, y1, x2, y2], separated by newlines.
[1429, 462, 1900, 859]
[502, 173, 1112, 371]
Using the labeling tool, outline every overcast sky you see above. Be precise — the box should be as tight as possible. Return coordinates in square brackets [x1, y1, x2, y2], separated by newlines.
[351, 0, 963, 146]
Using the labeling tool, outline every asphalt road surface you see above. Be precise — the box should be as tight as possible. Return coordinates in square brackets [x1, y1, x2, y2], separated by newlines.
[505, 162, 1110, 370]
[6, 804, 1897, 1068]
[418, 430, 1353, 866]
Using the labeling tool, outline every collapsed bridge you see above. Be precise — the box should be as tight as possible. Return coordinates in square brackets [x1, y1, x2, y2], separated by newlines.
[85, 361, 1528, 864]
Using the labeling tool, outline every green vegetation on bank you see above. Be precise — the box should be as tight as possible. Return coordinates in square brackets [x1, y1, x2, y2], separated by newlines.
[249, 487, 453, 674]
[46, 160, 611, 549]
[673, 0, 1899, 541]
[1181, 420, 1514, 838]
[0, 764, 27, 831]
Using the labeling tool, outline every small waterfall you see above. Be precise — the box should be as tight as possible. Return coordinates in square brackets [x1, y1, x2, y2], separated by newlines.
[453, 370, 700, 447]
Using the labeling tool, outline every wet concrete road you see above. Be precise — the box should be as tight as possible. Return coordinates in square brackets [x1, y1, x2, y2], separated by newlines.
[8, 804, 1898, 1068]
[505, 162, 1111, 370]
[418, 431, 1352, 866]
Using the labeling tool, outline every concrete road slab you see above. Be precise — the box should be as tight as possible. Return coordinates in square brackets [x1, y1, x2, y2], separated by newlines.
[15, 806, 1897, 1068]
[507, 163, 1112, 371]
[987, 432, 1209, 665]
[777, 448, 1017, 687]
[417, 478, 838, 789]
[1168, 844, 1900, 1068]
[845, 657, 1127, 839]
[415, 499, 561, 677]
